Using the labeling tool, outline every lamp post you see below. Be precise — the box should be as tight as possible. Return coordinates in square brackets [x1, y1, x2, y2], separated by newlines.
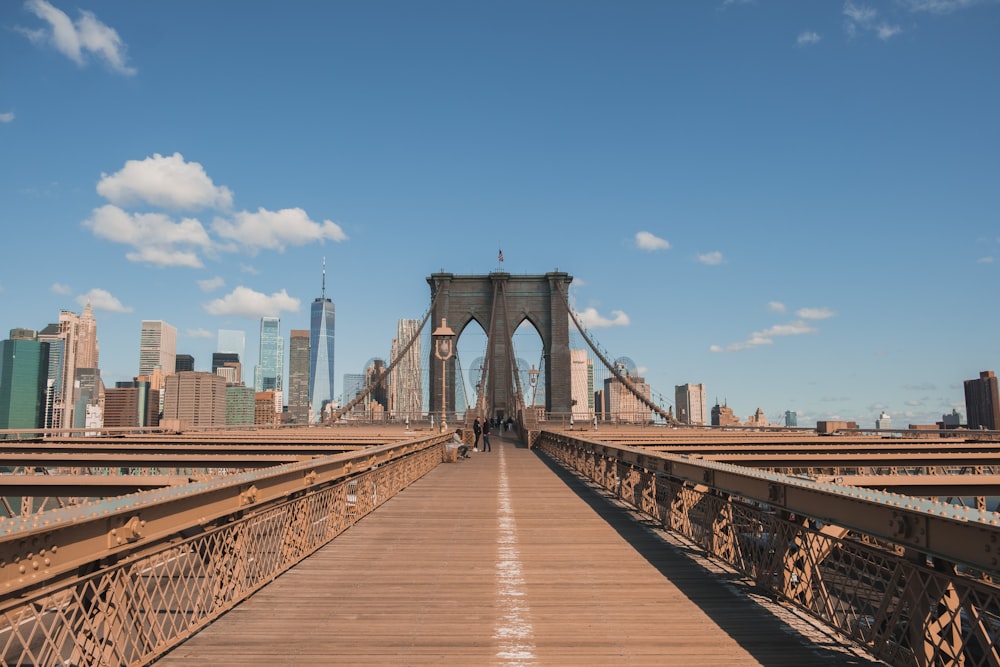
[527, 364, 539, 408]
[432, 318, 455, 432]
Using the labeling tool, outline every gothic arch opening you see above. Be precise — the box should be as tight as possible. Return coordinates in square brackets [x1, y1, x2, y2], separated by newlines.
[427, 271, 573, 424]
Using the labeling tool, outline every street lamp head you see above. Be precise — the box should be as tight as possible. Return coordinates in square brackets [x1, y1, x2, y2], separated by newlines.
[433, 317, 455, 361]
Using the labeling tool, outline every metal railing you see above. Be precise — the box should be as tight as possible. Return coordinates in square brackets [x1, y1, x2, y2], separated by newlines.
[537, 431, 1000, 667]
[0, 434, 449, 666]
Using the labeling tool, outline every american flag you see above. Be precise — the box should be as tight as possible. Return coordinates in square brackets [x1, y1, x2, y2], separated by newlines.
[498, 249, 504, 263]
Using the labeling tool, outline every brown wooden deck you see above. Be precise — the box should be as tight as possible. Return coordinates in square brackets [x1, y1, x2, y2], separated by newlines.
[155, 431, 882, 666]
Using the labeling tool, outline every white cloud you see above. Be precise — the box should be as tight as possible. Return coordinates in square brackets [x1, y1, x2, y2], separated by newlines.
[21, 0, 135, 75]
[634, 231, 670, 251]
[844, 1, 878, 23]
[125, 246, 204, 268]
[576, 307, 631, 329]
[83, 204, 214, 267]
[697, 251, 724, 266]
[212, 207, 348, 253]
[86, 153, 348, 266]
[97, 153, 233, 211]
[50, 282, 72, 295]
[198, 276, 225, 292]
[767, 301, 787, 313]
[796, 306, 835, 320]
[877, 24, 903, 40]
[900, 0, 996, 13]
[710, 319, 819, 352]
[0, 112, 14, 123]
[240, 263, 260, 275]
[843, 1, 905, 40]
[978, 256, 994, 263]
[797, 31, 822, 45]
[76, 288, 132, 312]
[186, 328, 214, 339]
[203, 286, 301, 318]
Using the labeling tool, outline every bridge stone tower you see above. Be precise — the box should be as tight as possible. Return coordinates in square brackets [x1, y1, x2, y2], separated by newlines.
[427, 271, 573, 421]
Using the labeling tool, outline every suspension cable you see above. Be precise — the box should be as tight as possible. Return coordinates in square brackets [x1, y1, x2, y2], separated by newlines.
[553, 281, 678, 425]
[328, 289, 442, 423]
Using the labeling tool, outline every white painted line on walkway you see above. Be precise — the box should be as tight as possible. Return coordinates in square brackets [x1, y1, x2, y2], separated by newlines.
[494, 441, 536, 664]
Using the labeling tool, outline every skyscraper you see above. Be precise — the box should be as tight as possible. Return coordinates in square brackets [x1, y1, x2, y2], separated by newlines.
[36, 305, 100, 429]
[603, 374, 652, 424]
[964, 370, 1000, 430]
[675, 383, 707, 426]
[570, 349, 594, 420]
[342, 373, 365, 415]
[139, 321, 177, 377]
[218, 329, 246, 362]
[175, 354, 195, 372]
[310, 259, 336, 422]
[254, 317, 283, 392]
[162, 371, 226, 428]
[140, 321, 176, 415]
[0, 335, 50, 431]
[712, 402, 740, 427]
[287, 329, 310, 424]
[212, 352, 241, 381]
[389, 319, 422, 421]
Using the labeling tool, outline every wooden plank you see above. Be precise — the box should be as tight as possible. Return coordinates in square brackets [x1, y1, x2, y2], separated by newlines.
[157, 432, 881, 666]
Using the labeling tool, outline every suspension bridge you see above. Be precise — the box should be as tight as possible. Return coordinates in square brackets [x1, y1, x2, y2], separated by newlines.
[0, 271, 998, 666]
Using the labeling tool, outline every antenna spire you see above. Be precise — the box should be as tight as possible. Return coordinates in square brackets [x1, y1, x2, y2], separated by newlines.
[321, 257, 326, 299]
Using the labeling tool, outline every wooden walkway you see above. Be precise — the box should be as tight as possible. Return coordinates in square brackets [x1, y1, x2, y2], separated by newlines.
[155, 432, 883, 666]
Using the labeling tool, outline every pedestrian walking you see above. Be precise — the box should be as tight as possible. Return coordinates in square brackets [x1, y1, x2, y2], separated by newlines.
[473, 418, 482, 451]
[482, 421, 492, 452]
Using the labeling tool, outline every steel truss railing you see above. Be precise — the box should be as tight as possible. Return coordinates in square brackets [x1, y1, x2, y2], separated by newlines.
[0, 435, 449, 666]
[537, 432, 1000, 667]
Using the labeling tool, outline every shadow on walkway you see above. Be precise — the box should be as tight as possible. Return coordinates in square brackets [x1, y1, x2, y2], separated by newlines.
[531, 447, 884, 667]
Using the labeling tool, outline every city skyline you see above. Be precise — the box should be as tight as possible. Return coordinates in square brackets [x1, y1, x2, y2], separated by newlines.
[2, 1, 998, 427]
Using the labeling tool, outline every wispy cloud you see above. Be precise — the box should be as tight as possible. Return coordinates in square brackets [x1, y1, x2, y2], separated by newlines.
[978, 256, 994, 263]
[635, 231, 670, 251]
[19, 0, 136, 75]
[796, 306, 835, 320]
[76, 288, 132, 312]
[843, 1, 903, 40]
[900, 0, 998, 13]
[198, 276, 225, 292]
[697, 251, 724, 266]
[50, 282, 72, 295]
[576, 307, 631, 329]
[0, 112, 14, 123]
[710, 305, 834, 352]
[710, 320, 819, 352]
[203, 286, 300, 318]
[796, 31, 822, 46]
[767, 301, 787, 314]
[186, 328, 214, 339]
[844, 1, 877, 23]
[877, 24, 903, 40]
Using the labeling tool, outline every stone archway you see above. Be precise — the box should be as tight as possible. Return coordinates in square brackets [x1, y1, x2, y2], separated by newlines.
[427, 271, 573, 421]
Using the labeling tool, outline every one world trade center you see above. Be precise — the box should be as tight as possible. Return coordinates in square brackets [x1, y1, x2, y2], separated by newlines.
[309, 259, 335, 422]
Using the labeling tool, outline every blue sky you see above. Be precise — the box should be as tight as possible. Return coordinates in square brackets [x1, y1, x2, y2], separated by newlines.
[1, 0, 998, 427]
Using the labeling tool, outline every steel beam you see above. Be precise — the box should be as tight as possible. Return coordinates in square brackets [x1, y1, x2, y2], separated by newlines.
[0, 434, 451, 596]
[538, 432, 1000, 575]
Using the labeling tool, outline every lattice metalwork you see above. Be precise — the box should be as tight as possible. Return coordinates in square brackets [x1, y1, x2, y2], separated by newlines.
[540, 436, 1000, 667]
[0, 445, 441, 666]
